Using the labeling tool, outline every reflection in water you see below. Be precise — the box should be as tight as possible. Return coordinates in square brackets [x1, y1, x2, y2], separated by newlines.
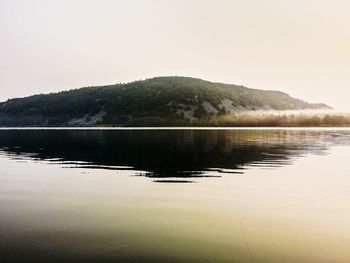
[0, 129, 344, 178]
[1, 129, 350, 263]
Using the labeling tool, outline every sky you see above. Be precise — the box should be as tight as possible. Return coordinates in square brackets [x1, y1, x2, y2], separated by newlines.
[1, 0, 350, 111]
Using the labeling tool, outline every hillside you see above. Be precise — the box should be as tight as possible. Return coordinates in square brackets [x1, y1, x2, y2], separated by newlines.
[0, 76, 332, 126]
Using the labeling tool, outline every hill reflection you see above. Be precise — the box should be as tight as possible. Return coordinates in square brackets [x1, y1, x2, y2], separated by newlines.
[0, 129, 346, 178]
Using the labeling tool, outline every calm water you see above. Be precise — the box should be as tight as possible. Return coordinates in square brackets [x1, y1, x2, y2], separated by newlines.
[1, 128, 350, 262]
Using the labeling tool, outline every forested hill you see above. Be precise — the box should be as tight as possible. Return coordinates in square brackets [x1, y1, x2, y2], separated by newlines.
[0, 76, 332, 126]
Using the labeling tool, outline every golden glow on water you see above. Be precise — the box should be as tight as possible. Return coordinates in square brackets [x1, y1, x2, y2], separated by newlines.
[0, 130, 350, 262]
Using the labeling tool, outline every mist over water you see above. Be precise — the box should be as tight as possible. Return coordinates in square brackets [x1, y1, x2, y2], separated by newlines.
[241, 109, 338, 116]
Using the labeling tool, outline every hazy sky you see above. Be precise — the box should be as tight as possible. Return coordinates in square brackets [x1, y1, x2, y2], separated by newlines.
[1, 0, 350, 110]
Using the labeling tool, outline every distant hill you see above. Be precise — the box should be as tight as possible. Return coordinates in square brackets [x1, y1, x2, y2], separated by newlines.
[0, 76, 332, 126]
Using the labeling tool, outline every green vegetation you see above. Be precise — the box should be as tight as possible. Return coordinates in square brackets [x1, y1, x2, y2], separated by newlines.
[0, 76, 334, 127]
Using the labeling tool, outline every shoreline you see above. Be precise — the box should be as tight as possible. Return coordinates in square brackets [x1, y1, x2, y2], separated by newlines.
[1, 126, 350, 130]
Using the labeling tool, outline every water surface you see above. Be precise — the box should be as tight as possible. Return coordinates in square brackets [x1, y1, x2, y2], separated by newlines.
[1, 128, 350, 262]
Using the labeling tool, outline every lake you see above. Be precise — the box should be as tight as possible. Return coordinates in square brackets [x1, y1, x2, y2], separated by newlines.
[0, 128, 350, 263]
